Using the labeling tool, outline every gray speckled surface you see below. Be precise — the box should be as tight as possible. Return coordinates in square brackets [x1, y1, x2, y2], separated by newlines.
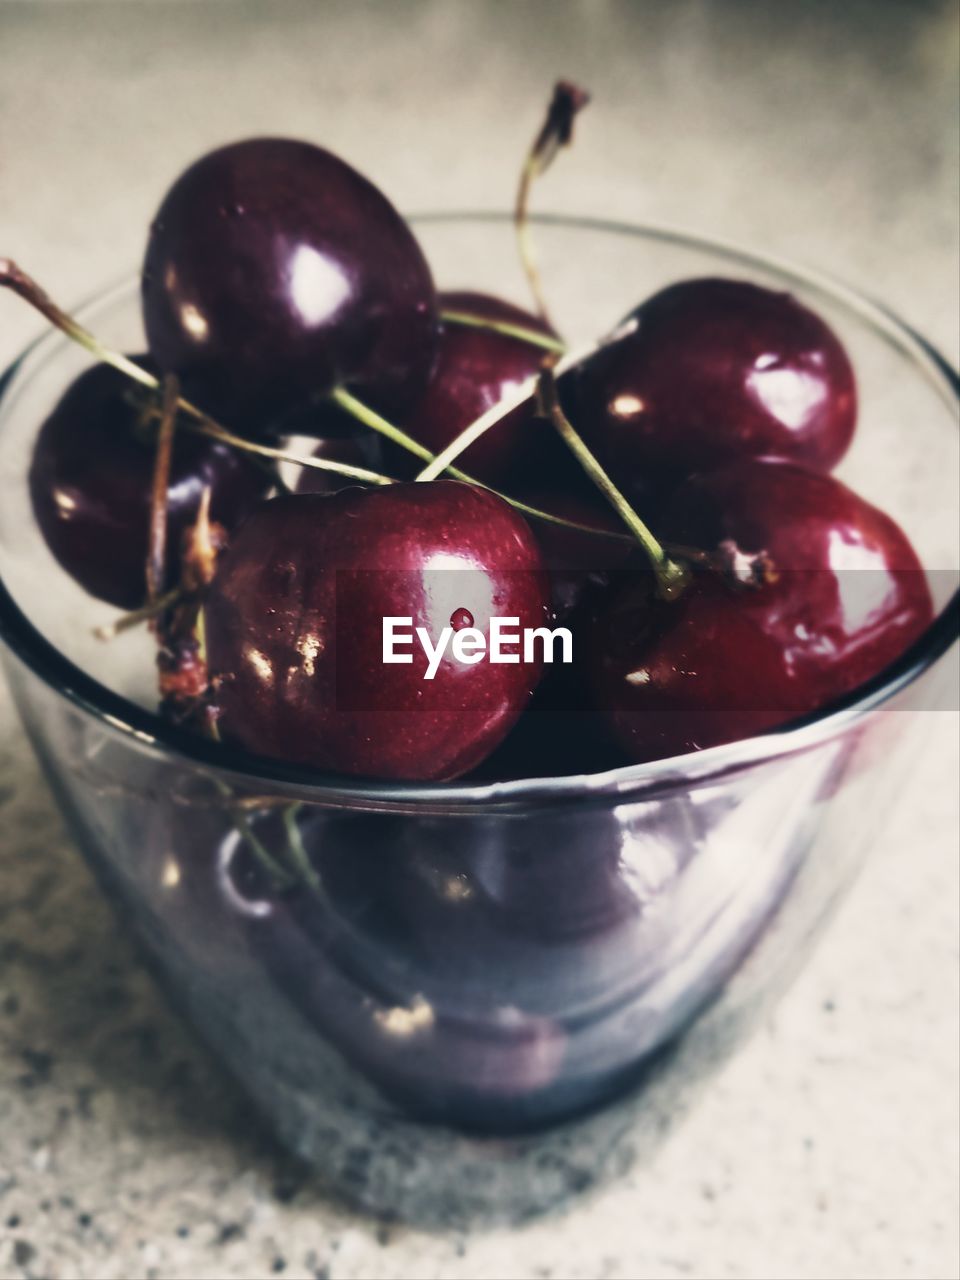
[0, 3, 958, 1278]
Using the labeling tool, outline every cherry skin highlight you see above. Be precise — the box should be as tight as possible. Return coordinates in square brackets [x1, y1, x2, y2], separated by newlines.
[142, 138, 438, 429]
[204, 482, 551, 780]
[590, 458, 933, 763]
[29, 359, 269, 609]
[571, 278, 857, 482]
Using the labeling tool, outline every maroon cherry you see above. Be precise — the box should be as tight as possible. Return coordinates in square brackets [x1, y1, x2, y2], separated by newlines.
[142, 138, 438, 430]
[394, 291, 557, 484]
[204, 482, 550, 780]
[29, 359, 269, 609]
[571, 278, 857, 481]
[591, 459, 933, 763]
[472, 662, 627, 780]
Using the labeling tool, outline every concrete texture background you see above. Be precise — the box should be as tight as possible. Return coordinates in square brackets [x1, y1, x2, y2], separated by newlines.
[0, 3, 958, 1278]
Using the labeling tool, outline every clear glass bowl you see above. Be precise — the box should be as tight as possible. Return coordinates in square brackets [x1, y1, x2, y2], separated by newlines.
[0, 215, 957, 1227]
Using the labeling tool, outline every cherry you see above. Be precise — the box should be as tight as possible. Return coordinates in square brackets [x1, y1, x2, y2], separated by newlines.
[247, 879, 568, 1130]
[472, 668, 627, 779]
[591, 459, 933, 763]
[219, 808, 624, 1129]
[394, 291, 557, 484]
[29, 359, 269, 609]
[571, 278, 857, 481]
[204, 481, 550, 780]
[141, 138, 438, 430]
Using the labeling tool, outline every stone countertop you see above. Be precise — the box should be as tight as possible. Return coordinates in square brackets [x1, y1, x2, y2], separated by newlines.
[0, 3, 957, 1278]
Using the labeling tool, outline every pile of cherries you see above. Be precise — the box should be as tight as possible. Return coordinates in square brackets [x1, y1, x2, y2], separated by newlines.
[18, 95, 933, 783]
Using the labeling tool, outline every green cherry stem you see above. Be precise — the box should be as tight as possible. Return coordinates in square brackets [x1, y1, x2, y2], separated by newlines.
[438, 309, 566, 354]
[182, 417, 393, 486]
[413, 381, 540, 482]
[1, 258, 158, 391]
[330, 386, 630, 542]
[413, 338, 596, 482]
[330, 387, 453, 471]
[210, 779, 297, 892]
[536, 365, 689, 599]
[280, 804, 325, 898]
[93, 586, 186, 640]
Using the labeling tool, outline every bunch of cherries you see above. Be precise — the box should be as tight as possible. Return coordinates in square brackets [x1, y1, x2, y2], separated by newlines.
[8, 84, 933, 782]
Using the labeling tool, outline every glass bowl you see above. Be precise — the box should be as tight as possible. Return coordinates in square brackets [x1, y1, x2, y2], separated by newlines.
[0, 215, 957, 1227]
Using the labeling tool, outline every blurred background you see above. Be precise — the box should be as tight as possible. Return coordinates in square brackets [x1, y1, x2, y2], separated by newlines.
[0, 4, 957, 1280]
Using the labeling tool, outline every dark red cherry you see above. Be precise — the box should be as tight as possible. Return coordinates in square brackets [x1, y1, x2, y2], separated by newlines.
[142, 138, 438, 429]
[572, 278, 857, 480]
[204, 482, 550, 780]
[472, 660, 627, 780]
[29, 360, 269, 609]
[394, 291, 556, 484]
[591, 459, 933, 762]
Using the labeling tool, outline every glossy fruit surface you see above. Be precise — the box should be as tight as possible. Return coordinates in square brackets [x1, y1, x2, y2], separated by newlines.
[204, 482, 550, 780]
[142, 138, 438, 429]
[591, 459, 933, 762]
[572, 278, 857, 480]
[397, 291, 556, 483]
[29, 360, 269, 609]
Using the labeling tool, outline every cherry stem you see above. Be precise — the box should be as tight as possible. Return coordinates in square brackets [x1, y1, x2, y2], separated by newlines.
[515, 81, 590, 326]
[93, 586, 185, 640]
[413, 337, 595, 482]
[330, 387, 630, 541]
[413, 380, 541, 482]
[146, 374, 179, 603]
[536, 365, 689, 599]
[281, 804, 325, 897]
[331, 387, 453, 471]
[210, 779, 297, 892]
[185, 417, 392, 486]
[439, 309, 566, 354]
[238, 812, 297, 890]
[0, 258, 156, 389]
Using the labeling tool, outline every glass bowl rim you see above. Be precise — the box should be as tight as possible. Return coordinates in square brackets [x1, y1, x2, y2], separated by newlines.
[0, 211, 957, 811]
